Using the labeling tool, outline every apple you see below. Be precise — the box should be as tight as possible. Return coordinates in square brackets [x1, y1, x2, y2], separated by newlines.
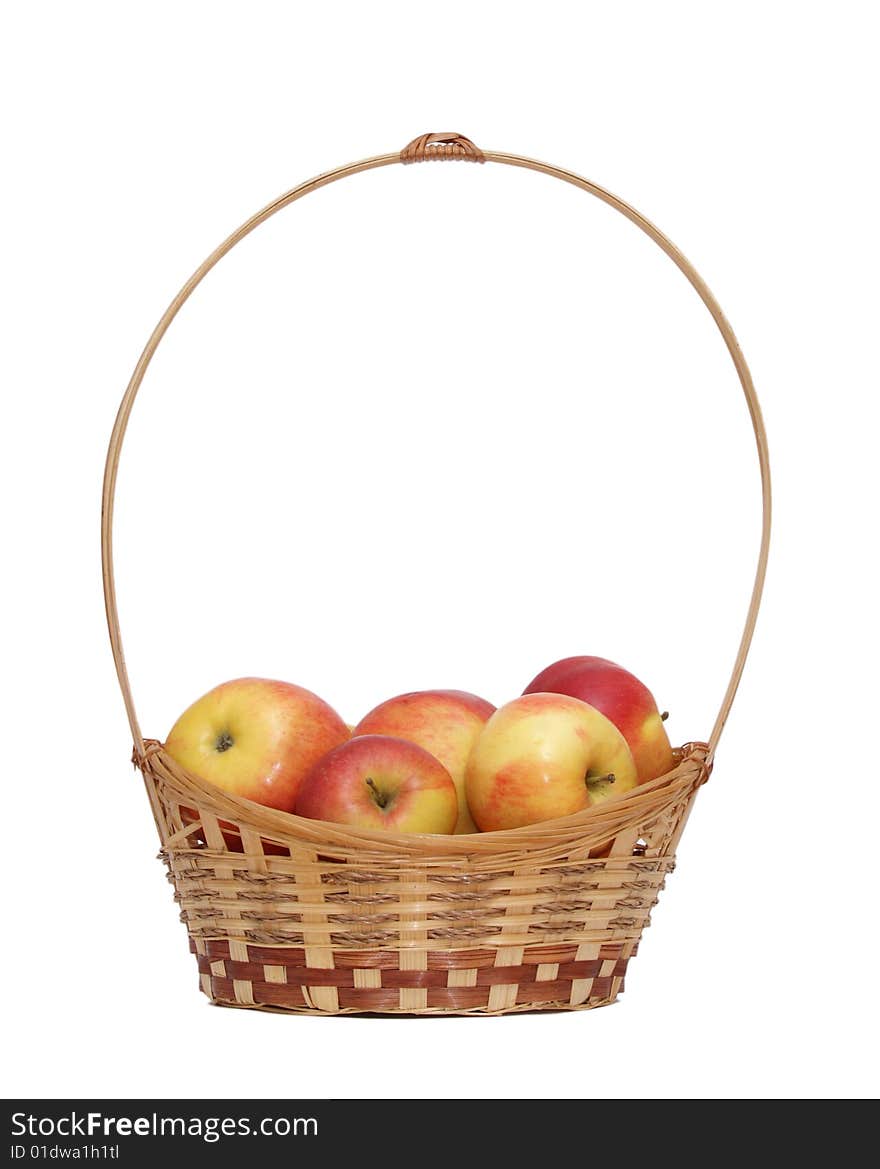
[296, 734, 458, 834]
[353, 689, 495, 833]
[465, 693, 638, 831]
[523, 656, 674, 780]
[165, 677, 350, 813]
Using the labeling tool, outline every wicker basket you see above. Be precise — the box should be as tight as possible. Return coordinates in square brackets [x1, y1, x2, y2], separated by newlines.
[101, 132, 771, 1016]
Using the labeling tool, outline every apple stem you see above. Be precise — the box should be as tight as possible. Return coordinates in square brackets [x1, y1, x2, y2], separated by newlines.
[586, 772, 615, 787]
[365, 777, 387, 808]
[661, 711, 669, 721]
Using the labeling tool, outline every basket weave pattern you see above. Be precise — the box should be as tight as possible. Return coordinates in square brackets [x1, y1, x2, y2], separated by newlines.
[142, 741, 708, 1014]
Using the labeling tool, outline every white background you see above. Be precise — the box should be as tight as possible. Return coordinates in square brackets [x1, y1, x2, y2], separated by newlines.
[2, 1, 878, 1100]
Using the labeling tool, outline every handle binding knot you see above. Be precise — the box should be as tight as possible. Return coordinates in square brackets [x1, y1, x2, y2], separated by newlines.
[400, 132, 485, 164]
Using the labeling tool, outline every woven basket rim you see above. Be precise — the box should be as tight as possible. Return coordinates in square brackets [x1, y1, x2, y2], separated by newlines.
[144, 739, 709, 859]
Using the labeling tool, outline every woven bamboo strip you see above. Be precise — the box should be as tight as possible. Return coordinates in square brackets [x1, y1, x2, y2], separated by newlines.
[398, 869, 429, 1010]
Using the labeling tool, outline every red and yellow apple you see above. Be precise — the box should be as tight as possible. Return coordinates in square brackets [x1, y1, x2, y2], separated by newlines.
[296, 734, 458, 834]
[465, 693, 638, 831]
[353, 689, 495, 833]
[164, 677, 350, 812]
[523, 656, 674, 781]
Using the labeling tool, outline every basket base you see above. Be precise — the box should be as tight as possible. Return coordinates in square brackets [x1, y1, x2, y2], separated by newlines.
[192, 938, 634, 1017]
[205, 994, 623, 1018]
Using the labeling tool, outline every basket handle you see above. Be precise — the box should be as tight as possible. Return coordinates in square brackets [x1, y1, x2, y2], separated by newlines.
[102, 132, 770, 768]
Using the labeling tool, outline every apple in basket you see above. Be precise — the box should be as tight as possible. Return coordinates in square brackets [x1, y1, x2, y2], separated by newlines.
[296, 734, 459, 834]
[353, 689, 495, 833]
[523, 656, 674, 781]
[164, 677, 350, 813]
[465, 693, 638, 832]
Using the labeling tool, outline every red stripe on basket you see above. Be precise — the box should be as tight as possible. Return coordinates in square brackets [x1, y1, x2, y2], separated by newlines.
[513, 977, 614, 1004]
[556, 959, 629, 980]
[198, 955, 629, 987]
[472, 966, 535, 986]
[208, 977, 236, 1001]
[200, 940, 232, 960]
[376, 969, 447, 988]
[192, 942, 632, 981]
[198, 959, 354, 986]
[331, 951, 405, 969]
[240, 944, 308, 965]
[424, 987, 491, 1010]
[599, 942, 635, 959]
[425, 949, 500, 969]
[519, 944, 580, 965]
